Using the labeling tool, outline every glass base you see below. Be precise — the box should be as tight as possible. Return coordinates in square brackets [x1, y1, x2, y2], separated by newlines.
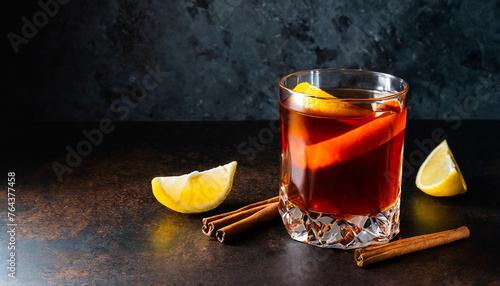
[278, 189, 400, 249]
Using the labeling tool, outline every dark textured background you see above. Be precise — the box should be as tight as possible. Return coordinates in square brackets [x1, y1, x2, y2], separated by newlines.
[3, 0, 500, 121]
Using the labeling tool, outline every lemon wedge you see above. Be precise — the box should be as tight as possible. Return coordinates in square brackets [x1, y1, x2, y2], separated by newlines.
[415, 140, 467, 197]
[290, 82, 371, 117]
[152, 161, 237, 213]
[293, 82, 335, 98]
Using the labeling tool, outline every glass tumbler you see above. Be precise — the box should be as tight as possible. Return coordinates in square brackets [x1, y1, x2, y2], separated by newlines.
[279, 69, 408, 249]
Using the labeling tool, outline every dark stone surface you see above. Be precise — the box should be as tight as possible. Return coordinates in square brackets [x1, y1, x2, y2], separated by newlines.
[1, 120, 499, 285]
[3, 0, 500, 121]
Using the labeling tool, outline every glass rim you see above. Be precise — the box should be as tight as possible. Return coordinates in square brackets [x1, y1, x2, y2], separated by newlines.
[279, 68, 409, 102]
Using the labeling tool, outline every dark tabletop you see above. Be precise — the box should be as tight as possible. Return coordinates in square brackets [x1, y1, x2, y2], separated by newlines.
[1, 120, 499, 285]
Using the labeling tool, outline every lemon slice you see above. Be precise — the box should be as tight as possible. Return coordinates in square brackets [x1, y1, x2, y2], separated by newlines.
[415, 140, 467, 197]
[152, 161, 237, 213]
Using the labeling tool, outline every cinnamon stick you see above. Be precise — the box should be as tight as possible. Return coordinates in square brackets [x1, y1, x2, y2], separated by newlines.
[354, 226, 470, 267]
[202, 196, 279, 234]
[202, 204, 268, 236]
[215, 202, 279, 243]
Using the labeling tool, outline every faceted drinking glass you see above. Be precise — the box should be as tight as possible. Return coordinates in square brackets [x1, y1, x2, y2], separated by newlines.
[278, 69, 408, 249]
